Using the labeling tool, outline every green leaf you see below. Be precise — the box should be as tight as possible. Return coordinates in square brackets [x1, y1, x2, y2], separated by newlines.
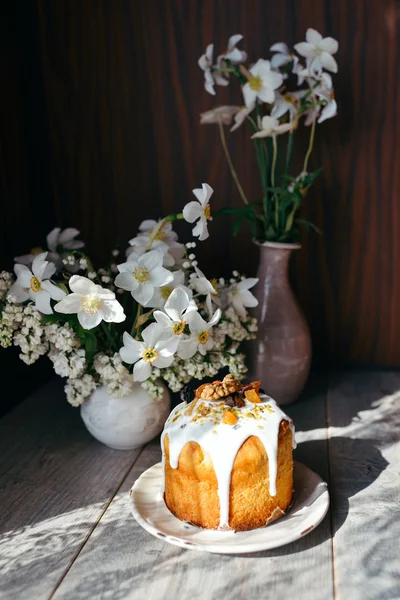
[296, 219, 322, 235]
[232, 216, 246, 236]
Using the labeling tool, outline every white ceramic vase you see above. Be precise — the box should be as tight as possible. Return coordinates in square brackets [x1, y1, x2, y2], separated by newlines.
[80, 382, 171, 450]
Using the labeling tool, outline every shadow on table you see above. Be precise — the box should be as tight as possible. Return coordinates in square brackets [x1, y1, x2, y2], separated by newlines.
[228, 435, 389, 558]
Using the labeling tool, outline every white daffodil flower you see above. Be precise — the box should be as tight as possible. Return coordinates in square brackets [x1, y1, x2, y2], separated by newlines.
[190, 266, 219, 315]
[15, 227, 84, 272]
[251, 116, 293, 139]
[115, 249, 173, 306]
[270, 42, 293, 68]
[200, 105, 240, 126]
[177, 309, 221, 359]
[303, 72, 337, 125]
[242, 59, 283, 109]
[317, 91, 337, 123]
[198, 44, 229, 95]
[183, 183, 213, 241]
[228, 278, 259, 318]
[271, 91, 305, 120]
[294, 28, 338, 74]
[8, 252, 66, 315]
[119, 323, 179, 382]
[230, 105, 253, 132]
[146, 269, 189, 309]
[128, 220, 184, 267]
[218, 34, 247, 64]
[54, 275, 125, 330]
[154, 287, 197, 341]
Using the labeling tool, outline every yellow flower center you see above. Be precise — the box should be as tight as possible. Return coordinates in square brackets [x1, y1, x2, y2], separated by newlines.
[210, 278, 220, 296]
[160, 285, 173, 300]
[249, 75, 262, 91]
[133, 266, 150, 283]
[284, 93, 296, 104]
[81, 294, 102, 314]
[30, 246, 44, 256]
[204, 205, 211, 220]
[142, 348, 158, 363]
[198, 330, 210, 345]
[30, 277, 41, 293]
[173, 320, 186, 335]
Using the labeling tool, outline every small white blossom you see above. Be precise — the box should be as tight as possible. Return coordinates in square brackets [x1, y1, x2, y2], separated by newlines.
[251, 116, 293, 139]
[154, 287, 197, 342]
[198, 44, 229, 95]
[0, 272, 14, 300]
[65, 374, 97, 407]
[200, 105, 240, 126]
[177, 309, 221, 359]
[242, 59, 283, 109]
[228, 278, 258, 318]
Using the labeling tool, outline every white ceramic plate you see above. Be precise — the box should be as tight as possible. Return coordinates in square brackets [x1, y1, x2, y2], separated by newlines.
[129, 461, 329, 554]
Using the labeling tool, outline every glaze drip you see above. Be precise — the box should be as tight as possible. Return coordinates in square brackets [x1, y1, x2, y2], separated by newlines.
[161, 394, 296, 529]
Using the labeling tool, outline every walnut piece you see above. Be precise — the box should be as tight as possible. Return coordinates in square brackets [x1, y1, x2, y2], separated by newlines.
[196, 374, 242, 401]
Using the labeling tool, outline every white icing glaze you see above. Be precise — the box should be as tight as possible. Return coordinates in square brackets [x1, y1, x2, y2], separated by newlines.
[161, 394, 296, 529]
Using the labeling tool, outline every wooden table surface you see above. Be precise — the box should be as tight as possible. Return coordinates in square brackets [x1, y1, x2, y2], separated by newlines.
[0, 371, 399, 600]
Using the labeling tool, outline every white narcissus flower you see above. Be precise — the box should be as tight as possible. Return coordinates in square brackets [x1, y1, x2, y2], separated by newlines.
[54, 275, 125, 330]
[8, 252, 66, 315]
[128, 220, 185, 268]
[15, 227, 84, 270]
[145, 269, 189, 309]
[251, 116, 293, 139]
[230, 105, 253, 132]
[228, 278, 259, 318]
[218, 34, 247, 64]
[200, 105, 240, 126]
[190, 265, 219, 315]
[294, 28, 338, 74]
[270, 42, 293, 68]
[317, 91, 337, 123]
[242, 59, 283, 109]
[115, 249, 173, 306]
[119, 323, 179, 382]
[271, 91, 305, 120]
[154, 287, 197, 340]
[198, 44, 229, 96]
[177, 309, 221, 359]
[183, 183, 213, 241]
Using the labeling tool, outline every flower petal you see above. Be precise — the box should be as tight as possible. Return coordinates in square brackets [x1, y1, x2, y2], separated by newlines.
[46, 228, 61, 252]
[54, 293, 82, 314]
[69, 275, 97, 295]
[186, 310, 207, 334]
[153, 311, 172, 328]
[270, 42, 289, 54]
[7, 282, 29, 302]
[318, 99, 337, 123]
[101, 299, 126, 323]
[14, 264, 32, 287]
[164, 287, 189, 321]
[192, 218, 208, 240]
[58, 227, 80, 246]
[131, 282, 154, 306]
[153, 354, 174, 368]
[139, 249, 164, 271]
[115, 272, 134, 291]
[192, 182, 213, 206]
[242, 84, 257, 109]
[183, 201, 203, 223]
[263, 70, 283, 91]
[35, 290, 53, 315]
[141, 322, 164, 348]
[149, 266, 174, 288]
[319, 37, 338, 54]
[240, 289, 259, 308]
[294, 42, 316, 58]
[320, 52, 338, 73]
[32, 253, 50, 279]
[120, 336, 144, 364]
[207, 308, 221, 328]
[238, 277, 259, 290]
[133, 359, 152, 382]
[306, 28, 322, 45]
[77, 310, 102, 330]
[177, 338, 198, 360]
[41, 280, 66, 301]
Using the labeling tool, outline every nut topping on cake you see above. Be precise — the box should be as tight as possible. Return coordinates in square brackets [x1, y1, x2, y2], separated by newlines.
[195, 374, 242, 400]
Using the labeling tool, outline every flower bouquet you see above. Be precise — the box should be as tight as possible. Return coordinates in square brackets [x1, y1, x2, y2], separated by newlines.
[0, 185, 257, 422]
[198, 28, 338, 242]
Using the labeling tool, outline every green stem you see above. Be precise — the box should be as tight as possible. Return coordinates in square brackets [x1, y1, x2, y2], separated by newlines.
[271, 135, 279, 229]
[131, 303, 143, 338]
[303, 117, 316, 174]
[285, 131, 294, 176]
[217, 119, 248, 205]
[247, 115, 269, 227]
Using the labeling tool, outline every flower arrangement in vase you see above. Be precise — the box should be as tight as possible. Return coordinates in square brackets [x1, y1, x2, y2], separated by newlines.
[0, 185, 258, 448]
[198, 28, 339, 403]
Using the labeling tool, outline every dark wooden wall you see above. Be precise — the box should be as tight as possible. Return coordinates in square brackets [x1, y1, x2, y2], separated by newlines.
[1, 0, 400, 378]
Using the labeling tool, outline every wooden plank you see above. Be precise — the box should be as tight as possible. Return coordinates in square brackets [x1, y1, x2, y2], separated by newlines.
[327, 371, 400, 600]
[0, 379, 142, 600]
[53, 376, 334, 600]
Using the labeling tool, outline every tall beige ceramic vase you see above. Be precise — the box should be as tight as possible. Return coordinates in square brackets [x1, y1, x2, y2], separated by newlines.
[249, 242, 311, 405]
